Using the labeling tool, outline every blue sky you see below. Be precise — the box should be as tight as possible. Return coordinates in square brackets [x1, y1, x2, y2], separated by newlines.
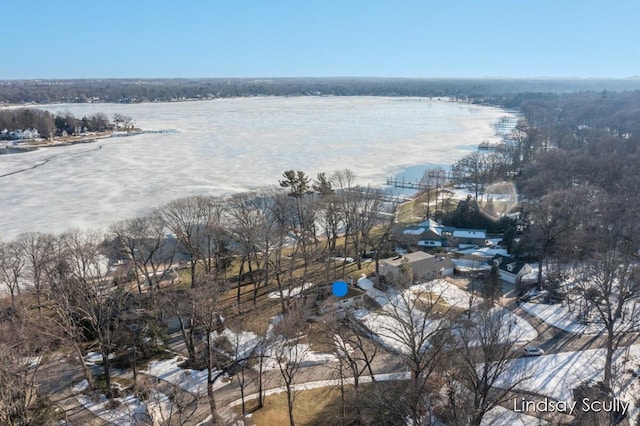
[2, 1, 639, 79]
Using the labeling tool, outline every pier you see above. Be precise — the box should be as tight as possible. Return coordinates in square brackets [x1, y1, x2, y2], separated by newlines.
[385, 178, 430, 191]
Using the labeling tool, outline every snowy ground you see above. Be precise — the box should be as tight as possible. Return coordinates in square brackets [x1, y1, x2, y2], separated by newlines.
[76, 392, 149, 426]
[494, 345, 640, 423]
[72, 326, 262, 425]
[520, 302, 598, 334]
[481, 405, 549, 426]
[355, 278, 537, 354]
[267, 282, 314, 299]
[141, 356, 228, 397]
[521, 300, 640, 335]
[73, 379, 177, 425]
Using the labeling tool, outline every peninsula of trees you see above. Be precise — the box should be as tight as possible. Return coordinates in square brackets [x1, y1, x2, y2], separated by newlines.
[0, 109, 134, 142]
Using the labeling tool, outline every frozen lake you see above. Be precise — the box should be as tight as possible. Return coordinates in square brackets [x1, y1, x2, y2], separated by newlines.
[0, 97, 513, 240]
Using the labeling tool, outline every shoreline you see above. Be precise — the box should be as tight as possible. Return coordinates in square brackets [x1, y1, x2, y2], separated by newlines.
[0, 97, 513, 240]
[0, 129, 176, 155]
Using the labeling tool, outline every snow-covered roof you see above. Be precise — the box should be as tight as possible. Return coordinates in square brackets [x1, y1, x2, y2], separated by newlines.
[457, 246, 508, 258]
[382, 251, 433, 267]
[453, 229, 487, 239]
[402, 226, 426, 235]
[494, 255, 529, 275]
[452, 258, 492, 272]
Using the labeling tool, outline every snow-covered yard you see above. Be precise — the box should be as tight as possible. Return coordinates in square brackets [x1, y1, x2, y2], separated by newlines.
[267, 282, 314, 299]
[76, 392, 149, 425]
[520, 302, 599, 334]
[355, 278, 537, 354]
[141, 356, 229, 397]
[493, 345, 640, 422]
[481, 405, 549, 426]
[521, 299, 640, 335]
[72, 326, 264, 425]
[73, 379, 183, 425]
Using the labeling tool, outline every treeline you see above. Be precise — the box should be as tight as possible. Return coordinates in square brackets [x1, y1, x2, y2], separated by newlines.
[3, 77, 640, 104]
[451, 90, 640, 198]
[2, 90, 640, 424]
[0, 169, 403, 423]
[448, 89, 640, 411]
[0, 108, 133, 139]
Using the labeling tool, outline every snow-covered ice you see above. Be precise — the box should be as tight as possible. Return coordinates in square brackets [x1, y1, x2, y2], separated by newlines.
[0, 97, 513, 239]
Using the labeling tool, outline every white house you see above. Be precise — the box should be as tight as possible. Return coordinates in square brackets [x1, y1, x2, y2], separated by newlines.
[493, 255, 534, 284]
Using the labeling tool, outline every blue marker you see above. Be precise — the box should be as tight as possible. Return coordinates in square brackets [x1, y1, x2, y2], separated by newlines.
[332, 281, 348, 298]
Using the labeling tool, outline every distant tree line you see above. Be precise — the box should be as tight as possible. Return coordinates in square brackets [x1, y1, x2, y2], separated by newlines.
[2, 77, 640, 104]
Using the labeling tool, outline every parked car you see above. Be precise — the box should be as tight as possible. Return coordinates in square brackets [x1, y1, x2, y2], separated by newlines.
[523, 346, 544, 357]
[517, 289, 549, 304]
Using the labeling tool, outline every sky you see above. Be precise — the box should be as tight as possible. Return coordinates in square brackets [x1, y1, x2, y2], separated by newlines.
[2, 0, 639, 80]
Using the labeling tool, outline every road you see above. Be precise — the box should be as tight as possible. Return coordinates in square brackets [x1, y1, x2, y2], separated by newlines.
[45, 276, 640, 425]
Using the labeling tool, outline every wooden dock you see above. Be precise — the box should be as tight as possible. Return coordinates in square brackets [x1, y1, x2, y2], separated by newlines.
[385, 178, 430, 191]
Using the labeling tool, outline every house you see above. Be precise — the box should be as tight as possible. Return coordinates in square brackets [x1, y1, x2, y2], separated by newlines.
[452, 229, 487, 247]
[493, 255, 534, 284]
[417, 229, 444, 248]
[379, 251, 454, 285]
[403, 220, 488, 249]
[403, 219, 452, 248]
[318, 286, 367, 315]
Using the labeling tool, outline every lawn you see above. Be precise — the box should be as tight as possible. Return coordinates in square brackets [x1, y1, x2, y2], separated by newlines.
[244, 386, 343, 426]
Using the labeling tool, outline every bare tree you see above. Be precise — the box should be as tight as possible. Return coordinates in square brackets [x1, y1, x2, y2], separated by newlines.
[143, 383, 197, 426]
[223, 322, 262, 420]
[190, 275, 229, 423]
[420, 167, 446, 218]
[17, 232, 56, 315]
[326, 312, 378, 424]
[371, 283, 451, 424]
[252, 188, 287, 306]
[0, 240, 25, 308]
[110, 214, 176, 295]
[62, 230, 128, 399]
[581, 249, 640, 388]
[0, 313, 55, 425]
[279, 171, 320, 280]
[159, 288, 197, 362]
[48, 256, 97, 391]
[159, 196, 223, 288]
[442, 306, 533, 426]
[266, 191, 299, 313]
[228, 192, 265, 306]
[523, 185, 592, 289]
[271, 303, 309, 426]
